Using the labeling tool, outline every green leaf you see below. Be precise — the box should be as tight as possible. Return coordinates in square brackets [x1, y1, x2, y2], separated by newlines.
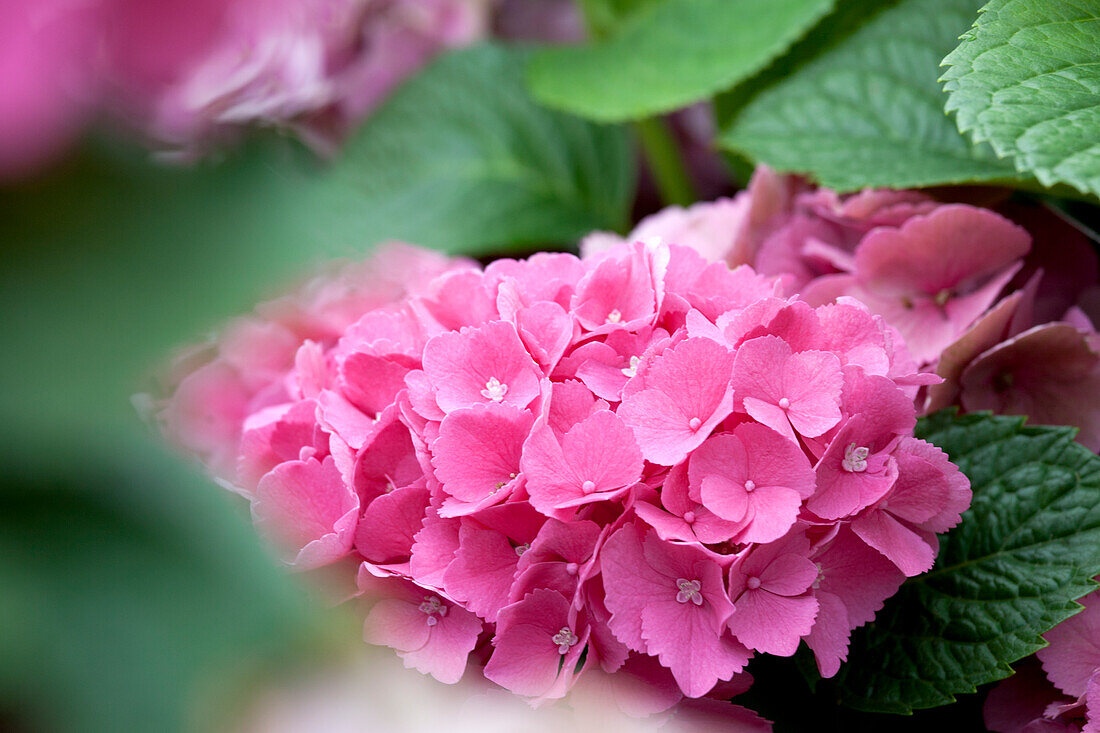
[575, 0, 662, 37]
[0, 429, 327, 733]
[836, 411, 1100, 713]
[316, 43, 634, 253]
[526, 0, 837, 122]
[942, 0, 1100, 199]
[719, 0, 1018, 191]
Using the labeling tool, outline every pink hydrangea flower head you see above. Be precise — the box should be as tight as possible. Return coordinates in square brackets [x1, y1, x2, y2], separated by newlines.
[804, 205, 1031, 364]
[157, 231, 968, 715]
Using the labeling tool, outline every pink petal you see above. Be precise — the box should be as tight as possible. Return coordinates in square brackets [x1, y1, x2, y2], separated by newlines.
[1040, 591, 1100, 698]
[401, 601, 483, 684]
[484, 589, 579, 697]
[851, 510, 936, 577]
[758, 551, 819, 596]
[442, 522, 522, 622]
[618, 338, 735, 465]
[421, 320, 542, 413]
[252, 456, 359, 570]
[431, 403, 533, 503]
[354, 484, 430, 564]
[804, 590, 852, 678]
[726, 589, 818, 656]
[640, 610, 751, 698]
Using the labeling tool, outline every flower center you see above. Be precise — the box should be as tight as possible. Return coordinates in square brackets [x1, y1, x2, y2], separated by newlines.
[581, 479, 597, 494]
[552, 626, 579, 654]
[746, 576, 761, 590]
[606, 309, 622, 324]
[743, 480, 756, 493]
[565, 562, 579, 576]
[514, 542, 530, 557]
[418, 595, 448, 626]
[676, 578, 703, 605]
[778, 397, 790, 409]
[842, 443, 870, 473]
[683, 511, 696, 524]
[689, 417, 702, 430]
[480, 377, 508, 402]
[621, 355, 641, 378]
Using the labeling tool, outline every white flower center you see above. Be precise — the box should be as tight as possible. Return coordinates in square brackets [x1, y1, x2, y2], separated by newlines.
[743, 480, 756, 492]
[481, 377, 508, 402]
[842, 443, 870, 473]
[418, 595, 448, 626]
[778, 397, 790, 409]
[606, 309, 622, 324]
[514, 542, 530, 557]
[621, 355, 641, 378]
[676, 578, 703, 605]
[689, 417, 702, 430]
[552, 626, 580, 654]
[746, 576, 761, 590]
[581, 479, 597, 494]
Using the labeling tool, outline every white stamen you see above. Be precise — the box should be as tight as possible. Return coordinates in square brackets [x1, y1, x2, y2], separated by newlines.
[621, 355, 641, 378]
[778, 397, 790, 409]
[565, 562, 579, 576]
[552, 627, 580, 654]
[689, 417, 702, 430]
[744, 480, 756, 492]
[746, 576, 761, 590]
[481, 377, 508, 402]
[842, 443, 870, 473]
[419, 595, 447, 626]
[676, 578, 703, 605]
[683, 511, 696, 524]
[581, 480, 597, 494]
[606, 309, 622, 324]
[514, 543, 530, 557]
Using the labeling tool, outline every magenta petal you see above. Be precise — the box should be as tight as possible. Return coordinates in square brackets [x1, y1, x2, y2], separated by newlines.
[804, 590, 851, 678]
[727, 590, 818, 656]
[484, 589, 577, 697]
[364, 598, 432, 653]
[355, 485, 430, 564]
[740, 487, 802, 544]
[618, 338, 735, 465]
[252, 456, 359, 570]
[1039, 591, 1100, 698]
[759, 552, 819, 596]
[852, 510, 936, 577]
[443, 523, 521, 622]
[432, 403, 533, 503]
[640, 610, 750, 698]
[700, 476, 750, 523]
[401, 602, 483, 684]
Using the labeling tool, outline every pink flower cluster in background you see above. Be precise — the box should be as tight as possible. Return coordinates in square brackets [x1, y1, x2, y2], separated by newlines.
[0, 0, 485, 177]
[157, 232, 969, 717]
[985, 589, 1100, 732]
[586, 167, 1100, 451]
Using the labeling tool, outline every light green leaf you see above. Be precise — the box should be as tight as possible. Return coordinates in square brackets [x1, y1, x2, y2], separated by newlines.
[317, 43, 635, 253]
[719, 0, 1018, 191]
[942, 0, 1100, 199]
[526, 0, 837, 122]
[836, 411, 1100, 713]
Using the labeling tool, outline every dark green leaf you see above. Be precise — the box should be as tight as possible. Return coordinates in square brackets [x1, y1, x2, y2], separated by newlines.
[719, 0, 1018, 191]
[836, 411, 1100, 713]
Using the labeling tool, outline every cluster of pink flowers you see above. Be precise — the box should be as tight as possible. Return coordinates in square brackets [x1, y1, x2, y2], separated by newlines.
[158, 227, 970, 716]
[586, 167, 1100, 451]
[985, 589, 1100, 732]
[0, 0, 485, 177]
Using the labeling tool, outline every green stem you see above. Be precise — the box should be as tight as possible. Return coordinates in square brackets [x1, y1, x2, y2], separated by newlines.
[634, 117, 697, 208]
